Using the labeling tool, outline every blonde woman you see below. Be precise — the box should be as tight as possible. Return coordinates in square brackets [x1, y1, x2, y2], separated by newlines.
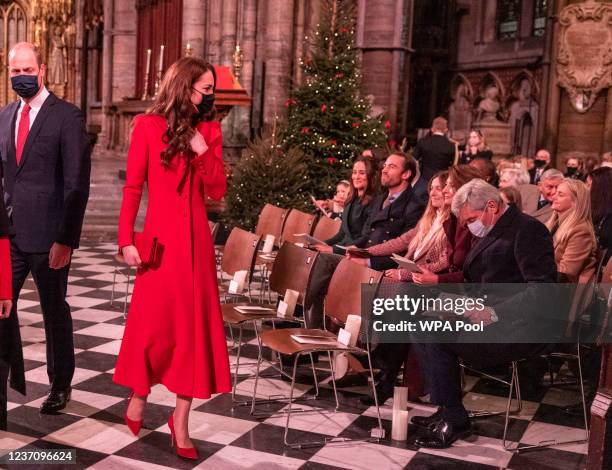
[459, 129, 493, 164]
[547, 179, 597, 282]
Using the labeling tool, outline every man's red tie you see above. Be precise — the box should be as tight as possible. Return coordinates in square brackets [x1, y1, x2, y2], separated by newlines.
[16, 103, 31, 165]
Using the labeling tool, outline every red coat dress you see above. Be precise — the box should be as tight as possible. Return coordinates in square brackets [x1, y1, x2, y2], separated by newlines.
[113, 114, 231, 399]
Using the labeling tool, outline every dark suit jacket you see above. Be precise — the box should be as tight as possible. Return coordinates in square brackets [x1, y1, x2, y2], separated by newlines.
[413, 134, 455, 182]
[0, 93, 91, 252]
[325, 195, 372, 254]
[464, 204, 556, 284]
[355, 186, 426, 270]
[463, 205, 558, 341]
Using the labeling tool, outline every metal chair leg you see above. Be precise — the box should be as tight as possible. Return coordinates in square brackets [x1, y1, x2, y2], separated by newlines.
[123, 269, 131, 318]
[232, 326, 244, 401]
[111, 266, 118, 306]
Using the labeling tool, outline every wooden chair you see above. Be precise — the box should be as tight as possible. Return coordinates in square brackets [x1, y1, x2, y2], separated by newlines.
[280, 209, 317, 245]
[251, 258, 384, 448]
[220, 227, 262, 303]
[208, 220, 220, 242]
[222, 242, 320, 402]
[311, 216, 341, 243]
[255, 203, 289, 247]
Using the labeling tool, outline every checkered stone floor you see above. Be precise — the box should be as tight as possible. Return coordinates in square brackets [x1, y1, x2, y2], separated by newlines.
[0, 244, 591, 469]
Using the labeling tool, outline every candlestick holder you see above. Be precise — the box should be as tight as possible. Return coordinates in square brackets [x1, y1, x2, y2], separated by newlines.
[141, 71, 151, 100]
[153, 70, 162, 97]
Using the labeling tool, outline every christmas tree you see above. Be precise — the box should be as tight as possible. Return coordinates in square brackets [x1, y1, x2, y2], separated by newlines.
[282, 0, 389, 196]
[223, 133, 313, 231]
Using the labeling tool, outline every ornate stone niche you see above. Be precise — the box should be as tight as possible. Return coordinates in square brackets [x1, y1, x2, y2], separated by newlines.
[557, 0, 612, 113]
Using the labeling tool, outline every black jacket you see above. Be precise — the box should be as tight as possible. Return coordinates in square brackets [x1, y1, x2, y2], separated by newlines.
[0, 93, 91, 252]
[325, 195, 372, 254]
[355, 186, 426, 270]
[413, 134, 455, 182]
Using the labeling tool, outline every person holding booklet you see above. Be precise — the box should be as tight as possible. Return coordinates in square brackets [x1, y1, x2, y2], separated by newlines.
[347, 165, 479, 402]
[304, 156, 379, 329]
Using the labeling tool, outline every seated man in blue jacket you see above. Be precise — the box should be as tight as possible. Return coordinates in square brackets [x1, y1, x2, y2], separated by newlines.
[353, 152, 426, 270]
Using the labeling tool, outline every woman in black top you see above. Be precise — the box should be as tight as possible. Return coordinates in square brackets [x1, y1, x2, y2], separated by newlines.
[314, 155, 379, 254]
[459, 129, 493, 164]
[587, 167, 612, 262]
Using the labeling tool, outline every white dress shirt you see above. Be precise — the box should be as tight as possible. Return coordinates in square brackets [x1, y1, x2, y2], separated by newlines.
[14, 86, 50, 145]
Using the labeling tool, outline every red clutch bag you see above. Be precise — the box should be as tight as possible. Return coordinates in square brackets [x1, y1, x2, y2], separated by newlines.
[133, 232, 161, 268]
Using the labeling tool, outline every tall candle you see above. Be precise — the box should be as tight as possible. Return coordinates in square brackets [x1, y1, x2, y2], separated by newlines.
[145, 49, 151, 77]
[391, 409, 409, 441]
[158, 45, 165, 72]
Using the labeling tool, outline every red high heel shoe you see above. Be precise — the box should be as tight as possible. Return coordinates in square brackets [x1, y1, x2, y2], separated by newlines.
[124, 394, 143, 436]
[168, 414, 198, 460]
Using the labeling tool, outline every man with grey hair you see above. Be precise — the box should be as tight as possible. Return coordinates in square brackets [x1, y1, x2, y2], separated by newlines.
[413, 179, 557, 449]
[520, 168, 564, 223]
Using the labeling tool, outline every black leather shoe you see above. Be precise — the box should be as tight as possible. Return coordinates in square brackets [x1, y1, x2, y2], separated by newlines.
[334, 373, 368, 388]
[415, 419, 472, 449]
[359, 381, 394, 406]
[411, 409, 443, 430]
[40, 388, 71, 414]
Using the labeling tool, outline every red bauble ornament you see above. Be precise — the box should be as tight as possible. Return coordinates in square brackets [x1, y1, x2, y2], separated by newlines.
[301, 127, 310, 134]
[335, 72, 344, 78]
[321, 104, 327, 112]
[352, 122, 360, 128]
[285, 98, 296, 107]
[327, 157, 337, 165]
[384, 120, 391, 129]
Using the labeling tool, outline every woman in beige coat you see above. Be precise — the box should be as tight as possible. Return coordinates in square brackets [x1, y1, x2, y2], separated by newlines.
[547, 179, 597, 283]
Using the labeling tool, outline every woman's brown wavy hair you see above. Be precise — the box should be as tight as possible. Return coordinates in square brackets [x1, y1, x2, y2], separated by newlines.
[147, 57, 217, 167]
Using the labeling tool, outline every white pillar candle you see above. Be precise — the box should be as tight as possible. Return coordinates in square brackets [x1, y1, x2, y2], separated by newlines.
[145, 48, 152, 77]
[393, 386, 408, 411]
[391, 409, 409, 441]
[158, 44, 165, 72]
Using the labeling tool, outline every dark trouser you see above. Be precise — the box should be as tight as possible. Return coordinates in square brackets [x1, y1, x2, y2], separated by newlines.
[11, 241, 74, 391]
[303, 253, 343, 329]
[0, 356, 8, 430]
[415, 342, 546, 425]
[371, 342, 411, 383]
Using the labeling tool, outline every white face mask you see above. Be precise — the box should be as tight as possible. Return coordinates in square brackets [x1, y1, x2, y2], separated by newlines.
[467, 208, 494, 238]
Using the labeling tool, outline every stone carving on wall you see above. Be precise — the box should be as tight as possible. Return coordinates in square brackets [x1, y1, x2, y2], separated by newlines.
[557, 0, 612, 113]
[48, 25, 67, 93]
[448, 75, 473, 142]
[507, 74, 539, 156]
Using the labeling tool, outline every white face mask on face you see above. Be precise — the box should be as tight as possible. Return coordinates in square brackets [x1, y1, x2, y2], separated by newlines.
[467, 207, 494, 238]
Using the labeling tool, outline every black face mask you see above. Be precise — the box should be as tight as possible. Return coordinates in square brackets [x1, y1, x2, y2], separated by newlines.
[195, 93, 215, 117]
[566, 167, 578, 176]
[11, 74, 40, 99]
[534, 159, 547, 168]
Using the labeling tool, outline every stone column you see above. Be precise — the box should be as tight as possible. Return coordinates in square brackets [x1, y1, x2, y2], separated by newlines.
[99, 0, 114, 149]
[205, 0, 223, 63]
[220, 0, 238, 66]
[111, 0, 137, 102]
[357, 0, 413, 137]
[183, 0, 206, 57]
[263, 0, 295, 123]
[539, 0, 567, 162]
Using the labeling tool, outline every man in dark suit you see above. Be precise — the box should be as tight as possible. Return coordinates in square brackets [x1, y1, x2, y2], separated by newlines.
[0, 43, 91, 414]
[353, 152, 426, 270]
[412, 179, 557, 449]
[529, 148, 552, 184]
[413, 117, 456, 182]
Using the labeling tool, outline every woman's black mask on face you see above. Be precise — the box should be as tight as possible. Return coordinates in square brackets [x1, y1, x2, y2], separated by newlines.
[193, 88, 215, 116]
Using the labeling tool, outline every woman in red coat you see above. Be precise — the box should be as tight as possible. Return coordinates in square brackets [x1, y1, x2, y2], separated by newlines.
[113, 57, 231, 459]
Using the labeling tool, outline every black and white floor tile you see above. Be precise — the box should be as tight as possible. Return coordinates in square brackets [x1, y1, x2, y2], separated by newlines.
[0, 244, 590, 469]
